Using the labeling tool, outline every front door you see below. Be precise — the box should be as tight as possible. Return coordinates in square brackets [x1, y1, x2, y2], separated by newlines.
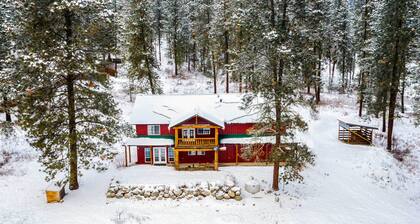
[153, 147, 167, 165]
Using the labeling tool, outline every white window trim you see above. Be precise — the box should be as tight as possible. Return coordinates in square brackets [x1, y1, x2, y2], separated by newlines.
[188, 151, 196, 156]
[197, 151, 205, 156]
[147, 125, 160, 135]
[197, 128, 211, 135]
[168, 147, 175, 162]
[144, 147, 151, 162]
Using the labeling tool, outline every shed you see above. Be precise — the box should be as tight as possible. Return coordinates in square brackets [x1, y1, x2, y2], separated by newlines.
[338, 120, 378, 145]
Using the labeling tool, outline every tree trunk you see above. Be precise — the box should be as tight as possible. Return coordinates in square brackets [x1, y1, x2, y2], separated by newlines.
[65, 10, 79, 190]
[315, 44, 322, 104]
[387, 14, 402, 151]
[382, 107, 386, 133]
[224, 30, 229, 93]
[223, 0, 229, 93]
[3, 96, 12, 122]
[212, 51, 217, 94]
[400, 54, 406, 114]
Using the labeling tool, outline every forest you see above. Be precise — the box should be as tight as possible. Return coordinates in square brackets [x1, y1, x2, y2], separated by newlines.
[0, 0, 419, 195]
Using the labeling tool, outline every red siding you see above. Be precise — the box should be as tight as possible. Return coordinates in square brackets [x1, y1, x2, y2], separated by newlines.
[178, 151, 215, 163]
[176, 144, 272, 164]
[136, 124, 171, 136]
[221, 123, 254, 135]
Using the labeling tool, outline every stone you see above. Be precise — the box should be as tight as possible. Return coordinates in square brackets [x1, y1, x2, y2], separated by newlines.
[201, 190, 211, 197]
[173, 189, 182, 196]
[186, 195, 194, 200]
[116, 192, 123, 199]
[107, 192, 116, 198]
[144, 191, 151, 197]
[228, 190, 236, 198]
[234, 195, 242, 201]
[152, 191, 159, 197]
[124, 193, 130, 199]
[275, 196, 280, 202]
[215, 191, 224, 200]
[235, 191, 241, 196]
[231, 187, 240, 192]
[223, 194, 230, 199]
[163, 193, 169, 198]
[157, 196, 163, 200]
[150, 196, 157, 200]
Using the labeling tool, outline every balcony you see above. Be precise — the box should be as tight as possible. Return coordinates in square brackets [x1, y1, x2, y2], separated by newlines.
[176, 137, 217, 148]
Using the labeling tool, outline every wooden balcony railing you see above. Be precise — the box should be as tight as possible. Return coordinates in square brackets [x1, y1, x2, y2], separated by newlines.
[176, 138, 217, 147]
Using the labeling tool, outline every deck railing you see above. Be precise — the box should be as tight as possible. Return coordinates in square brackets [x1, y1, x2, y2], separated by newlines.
[176, 138, 217, 147]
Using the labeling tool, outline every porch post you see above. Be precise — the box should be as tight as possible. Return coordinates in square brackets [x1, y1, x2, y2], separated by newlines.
[124, 145, 128, 167]
[235, 144, 239, 165]
[175, 149, 179, 170]
[128, 146, 131, 163]
[214, 150, 219, 171]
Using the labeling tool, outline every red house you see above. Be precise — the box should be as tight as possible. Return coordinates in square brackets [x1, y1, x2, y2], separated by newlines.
[124, 94, 274, 170]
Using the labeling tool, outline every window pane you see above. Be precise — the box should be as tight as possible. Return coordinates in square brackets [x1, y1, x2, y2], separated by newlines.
[168, 148, 174, 158]
[145, 148, 151, 161]
[154, 149, 159, 161]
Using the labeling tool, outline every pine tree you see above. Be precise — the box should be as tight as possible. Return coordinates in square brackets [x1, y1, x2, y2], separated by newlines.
[162, 0, 189, 76]
[126, 0, 161, 95]
[15, 0, 121, 189]
[369, 0, 417, 150]
[0, 0, 16, 123]
[354, 0, 375, 117]
[241, 0, 315, 190]
[330, 0, 354, 93]
[210, 0, 234, 93]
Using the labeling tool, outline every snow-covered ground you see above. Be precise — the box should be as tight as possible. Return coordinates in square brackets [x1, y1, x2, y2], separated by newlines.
[1, 44, 419, 223]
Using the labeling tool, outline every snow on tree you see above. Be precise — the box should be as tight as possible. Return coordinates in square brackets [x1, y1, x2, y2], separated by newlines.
[239, 0, 315, 191]
[0, 0, 18, 123]
[125, 0, 161, 97]
[14, 0, 121, 190]
[367, 0, 418, 150]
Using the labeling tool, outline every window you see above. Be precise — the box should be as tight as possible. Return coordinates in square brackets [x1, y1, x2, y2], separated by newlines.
[168, 147, 174, 162]
[197, 128, 211, 135]
[188, 151, 196, 156]
[182, 128, 195, 138]
[197, 151, 205, 156]
[145, 148, 151, 162]
[188, 151, 205, 156]
[147, 125, 160, 135]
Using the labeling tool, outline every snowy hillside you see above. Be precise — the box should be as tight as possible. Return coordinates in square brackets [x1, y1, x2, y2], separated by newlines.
[1, 56, 420, 224]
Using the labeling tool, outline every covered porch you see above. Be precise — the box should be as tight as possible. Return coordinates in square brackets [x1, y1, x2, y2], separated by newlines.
[174, 148, 220, 171]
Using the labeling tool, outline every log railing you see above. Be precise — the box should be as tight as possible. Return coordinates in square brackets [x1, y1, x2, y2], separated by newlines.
[176, 138, 217, 147]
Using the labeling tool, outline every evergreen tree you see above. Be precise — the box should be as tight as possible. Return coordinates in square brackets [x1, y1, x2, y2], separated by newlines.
[369, 0, 417, 150]
[0, 0, 16, 123]
[162, 0, 189, 76]
[241, 0, 315, 190]
[15, 0, 121, 189]
[330, 0, 354, 93]
[354, 0, 375, 117]
[126, 0, 161, 96]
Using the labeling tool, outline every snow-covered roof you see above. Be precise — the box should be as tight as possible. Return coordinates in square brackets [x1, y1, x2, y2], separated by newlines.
[220, 136, 275, 144]
[123, 137, 174, 146]
[168, 108, 225, 128]
[129, 94, 260, 126]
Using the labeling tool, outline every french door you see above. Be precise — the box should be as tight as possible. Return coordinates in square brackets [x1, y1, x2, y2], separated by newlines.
[182, 128, 195, 139]
[153, 147, 167, 164]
